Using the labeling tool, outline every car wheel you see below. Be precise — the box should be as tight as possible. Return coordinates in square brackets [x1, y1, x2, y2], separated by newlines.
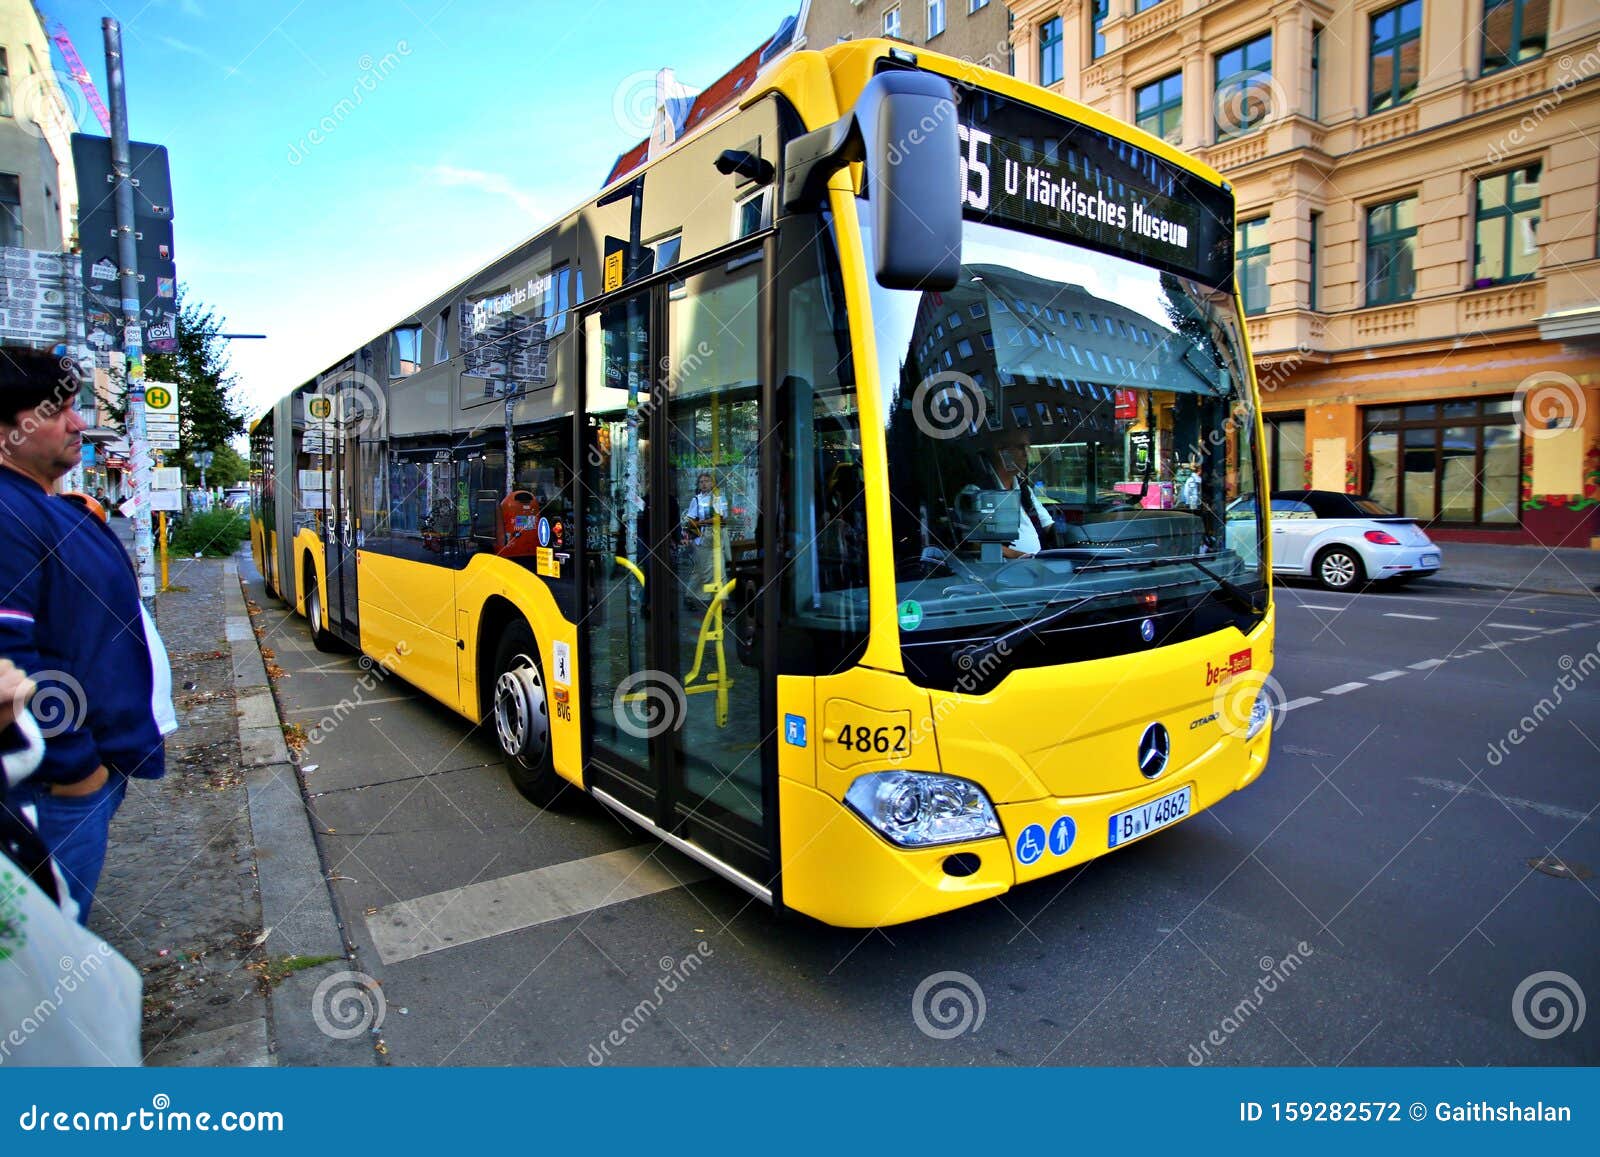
[1314, 546, 1364, 592]
[492, 621, 566, 807]
[304, 574, 340, 653]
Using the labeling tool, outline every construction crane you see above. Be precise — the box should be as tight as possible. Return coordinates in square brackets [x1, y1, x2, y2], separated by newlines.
[46, 18, 112, 133]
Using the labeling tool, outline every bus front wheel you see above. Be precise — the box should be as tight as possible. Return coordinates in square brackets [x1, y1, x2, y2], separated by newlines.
[492, 622, 563, 807]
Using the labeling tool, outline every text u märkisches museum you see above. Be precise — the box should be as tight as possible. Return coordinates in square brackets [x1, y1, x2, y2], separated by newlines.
[1012, 0, 1600, 547]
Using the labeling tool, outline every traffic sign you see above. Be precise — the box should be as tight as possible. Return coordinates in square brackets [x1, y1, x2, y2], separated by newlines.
[144, 382, 177, 415]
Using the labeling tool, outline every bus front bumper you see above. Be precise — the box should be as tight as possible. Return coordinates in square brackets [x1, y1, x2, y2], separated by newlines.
[779, 725, 1271, 928]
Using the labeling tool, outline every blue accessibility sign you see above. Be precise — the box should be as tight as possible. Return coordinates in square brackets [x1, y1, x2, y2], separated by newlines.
[1015, 823, 1046, 866]
[784, 714, 807, 748]
[537, 517, 551, 548]
[1048, 815, 1077, 857]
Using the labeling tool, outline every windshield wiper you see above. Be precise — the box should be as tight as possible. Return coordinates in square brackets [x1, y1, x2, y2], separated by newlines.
[1061, 551, 1262, 614]
[1179, 557, 1261, 616]
[952, 585, 1158, 688]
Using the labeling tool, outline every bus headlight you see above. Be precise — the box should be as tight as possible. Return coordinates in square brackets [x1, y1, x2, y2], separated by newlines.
[845, 771, 1001, 847]
[1247, 687, 1271, 739]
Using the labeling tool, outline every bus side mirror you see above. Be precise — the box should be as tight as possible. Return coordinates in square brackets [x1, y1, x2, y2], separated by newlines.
[783, 70, 962, 291]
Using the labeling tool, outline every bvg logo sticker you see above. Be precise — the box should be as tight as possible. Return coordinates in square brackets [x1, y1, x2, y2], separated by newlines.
[1205, 648, 1252, 686]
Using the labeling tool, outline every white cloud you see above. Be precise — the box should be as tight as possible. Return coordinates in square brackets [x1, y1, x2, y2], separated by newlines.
[419, 164, 544, 219]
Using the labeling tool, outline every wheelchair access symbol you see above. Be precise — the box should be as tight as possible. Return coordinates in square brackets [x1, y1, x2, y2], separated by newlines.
[1015, 823, 1046, 866]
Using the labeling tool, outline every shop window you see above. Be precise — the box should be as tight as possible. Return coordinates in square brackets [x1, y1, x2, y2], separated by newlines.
[1266, 412, 1307, 491]
[1363, 398, 1520, 526]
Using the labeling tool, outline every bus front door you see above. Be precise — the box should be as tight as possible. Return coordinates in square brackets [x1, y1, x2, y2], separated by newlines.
[582, 262, 774, 891]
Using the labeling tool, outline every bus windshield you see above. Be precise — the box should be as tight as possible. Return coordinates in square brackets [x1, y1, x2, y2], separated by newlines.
[862, 208, 1267, 640]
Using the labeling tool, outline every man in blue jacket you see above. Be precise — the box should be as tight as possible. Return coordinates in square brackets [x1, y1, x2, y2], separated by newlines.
[0, 346, 166, 922]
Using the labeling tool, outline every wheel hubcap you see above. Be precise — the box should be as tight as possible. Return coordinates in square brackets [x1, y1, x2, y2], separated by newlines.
[494, 656, 549, 764]
[309, 588, 322, 633]
[1324, 555, 1355, 586]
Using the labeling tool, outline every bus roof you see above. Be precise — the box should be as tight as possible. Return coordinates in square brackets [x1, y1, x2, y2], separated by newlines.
[250, 37, 1229, 427]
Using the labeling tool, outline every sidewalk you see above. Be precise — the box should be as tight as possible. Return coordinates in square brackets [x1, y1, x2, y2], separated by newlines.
[1423, 542, 1600, 597]
[90, 549, 370, 1065]
[93, 554, 269, 1064]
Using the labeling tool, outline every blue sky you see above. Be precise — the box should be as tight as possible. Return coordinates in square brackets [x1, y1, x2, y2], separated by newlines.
[46, 0, 798, 419]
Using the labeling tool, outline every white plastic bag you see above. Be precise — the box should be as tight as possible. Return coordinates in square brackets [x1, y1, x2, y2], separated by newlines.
[0, 857, 143, 1066]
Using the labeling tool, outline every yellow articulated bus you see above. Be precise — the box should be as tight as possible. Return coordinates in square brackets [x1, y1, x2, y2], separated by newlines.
[250, 39, 1275, 927]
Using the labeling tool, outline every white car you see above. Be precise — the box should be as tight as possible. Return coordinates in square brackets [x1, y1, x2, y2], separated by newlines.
[1232, 490, 1442, 591]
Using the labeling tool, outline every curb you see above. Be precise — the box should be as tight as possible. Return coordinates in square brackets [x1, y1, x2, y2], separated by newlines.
[224, 556, 378, 1066]
[1413, 577, 1600, 598]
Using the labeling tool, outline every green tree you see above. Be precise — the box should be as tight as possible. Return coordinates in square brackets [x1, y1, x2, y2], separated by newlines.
[192, 442, 248, 488]
[139, 290, 249, 478]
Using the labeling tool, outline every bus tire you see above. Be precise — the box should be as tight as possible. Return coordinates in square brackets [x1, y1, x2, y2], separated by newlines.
[304, 572, 340, 653]
[492, 621, 564, 807]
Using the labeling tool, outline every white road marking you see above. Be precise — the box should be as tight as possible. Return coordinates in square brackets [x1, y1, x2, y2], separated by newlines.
[1295, 604, 1347, 612]
[1450, 650, 1480, 658]
[1383, 613, 1437, 621]
[1410, 778, 1592, 823]
[1407, 659, 1447, 670]
[1322, 682, 1367, 696]
[1486, 622, 1546, 632]
[1281, 697, 1321, 711]
[1367, 670, 1408, 682]
[366, 845, 712, 964]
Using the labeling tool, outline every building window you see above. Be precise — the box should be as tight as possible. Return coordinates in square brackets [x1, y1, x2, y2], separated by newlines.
[1266, 412, 1308, 491]
[1310, 25, 1322, 120]
[928, 0, 945, 38]
[1369, 0, 1422, 113]
[1236, 216, 1270, 316]
[1307, 212, 1320, 311]
[969, 0, 989, 12]
[0, 49, 11, 118]
[1474, 164, 1541, 286]
[1039, 17, 1064, 85]
[1482, 0, 1547, 74]
[1135, 72, 1183, 145]
[1135, 0, 1167, 11]
[1365, 196, 1417, 306]
[1091, 0, 1108, 60]
[432, 308, 450, 365]
[0, 174, 20, 248]
[389, 324, 422, 378]
[1364, 399, 1520, 526]
[1214, 32, 1274, 139]
[883, 5, 901, 39]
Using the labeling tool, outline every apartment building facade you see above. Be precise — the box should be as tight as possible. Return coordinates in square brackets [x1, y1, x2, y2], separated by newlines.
[1010, 0, 1600, 548]
[0, 0, 74, 251]
[796, 0, 1014, 71]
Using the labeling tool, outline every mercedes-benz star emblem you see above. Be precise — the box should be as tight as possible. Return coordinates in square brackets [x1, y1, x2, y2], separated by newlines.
[1137, 723, 1171, 779]
[1139, 618, 1157, 643]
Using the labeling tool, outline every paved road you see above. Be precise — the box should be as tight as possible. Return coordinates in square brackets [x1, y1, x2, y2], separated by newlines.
[241, 562, 1600, 1066]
